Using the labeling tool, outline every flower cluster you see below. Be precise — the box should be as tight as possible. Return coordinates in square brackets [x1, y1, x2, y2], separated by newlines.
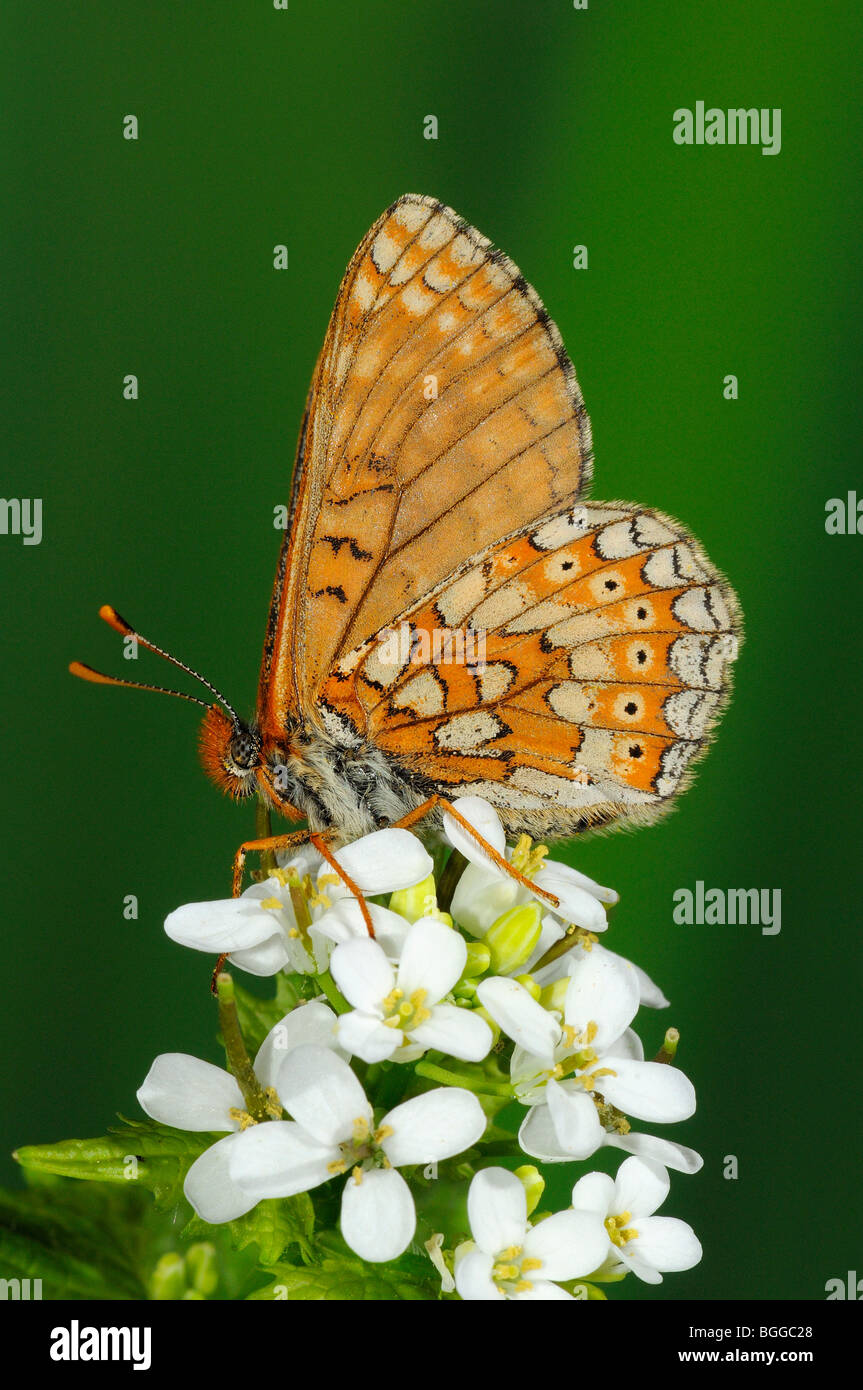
[140, 797, 702, 1298]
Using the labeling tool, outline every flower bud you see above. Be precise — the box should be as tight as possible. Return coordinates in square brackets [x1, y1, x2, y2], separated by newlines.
[464, 942, 491, 977]
[389, 874, 438, 923]
[485, 903, 542, 975]
[539, 978, 569, 1013]
[185, 1241, 219, 1296]
[149, 1252, 186, 1301]
[514, 1165, 545, 1215]
[514, 974, 541, 1001]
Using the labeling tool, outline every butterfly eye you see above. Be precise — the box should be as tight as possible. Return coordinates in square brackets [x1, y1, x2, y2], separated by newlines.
[228, 727, 260, 770]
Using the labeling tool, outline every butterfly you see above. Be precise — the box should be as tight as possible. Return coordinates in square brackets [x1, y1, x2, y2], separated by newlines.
[72, 194, 741, 910]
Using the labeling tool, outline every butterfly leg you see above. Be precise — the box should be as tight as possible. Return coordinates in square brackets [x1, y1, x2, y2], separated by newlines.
[308, 833, 376, 939]
[211, 830, 316, 992]
[391, 796, 561, 912]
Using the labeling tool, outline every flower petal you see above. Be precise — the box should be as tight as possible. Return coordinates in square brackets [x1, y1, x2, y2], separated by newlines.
[523, 1208, 609, 1280]
[546, 1078, 604, 1159]
[184, 1134, 258, 1223]
[476, 977, 560, 1060]
[409, 1003, 493, 1062]
[381, 1087, 486, 1167]
[314, 899, 410, 960]
[340, 1166, 416, 1263]
[165, 894, 283, 953]
[606, 1131, 703, 1174]
[442, 796, 507, 869]
[612, 1155, 670, 1218]
[228, 1120, 334, 1199]
[513, 1279, 575, 1300]
[537, 868, 608, 932]
[454, 1248, 503, 1301]
[329, 937, 394, 1013]
[451, 861, 519, 937]
[541, 857, 619, 906]
[335, 1009, 401, 1064]
[467, 1167, 527, 1254]
[396, 917, 466, 1003]
[518, 1104, 579, 1163]
[630, 1216, 702, 1273]
[334, 829, 433, 894]
[595, 1058, 696, 1123]
[571, 1170, 615, 1216]
[275, 1044, 371, 1146]
[229, 934, 292, 977]
[254, 1001, 345, 1090]
[564, 949, 640, 1052]
[137, 1054, 242, 1132]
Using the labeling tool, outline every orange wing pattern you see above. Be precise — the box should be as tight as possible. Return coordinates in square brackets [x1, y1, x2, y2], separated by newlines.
[320, 501, 740, 837]
[259, 194, 592, 738]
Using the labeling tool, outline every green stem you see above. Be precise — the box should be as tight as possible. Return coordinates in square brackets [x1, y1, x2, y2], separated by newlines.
[216, 973, 270, 1120]
[317, 970, 352, 1015]
[415, 1060, 513, 1097]
[255, 799, 276, 879]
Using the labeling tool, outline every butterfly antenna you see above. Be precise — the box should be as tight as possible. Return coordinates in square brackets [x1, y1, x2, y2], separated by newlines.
[69, 604, 240, 721]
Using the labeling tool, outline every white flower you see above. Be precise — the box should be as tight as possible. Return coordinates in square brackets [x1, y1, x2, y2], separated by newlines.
[455, 1168, 608, 1300]
[329, 917, 493, 1064]
[226, 1044, 486, 1262]
[477, 940, 641, 1065]
[530, 935, 671, 1007]
[164, 874, 326, 977]
[326, 827, 434, 899]
[571, 1157, 702, 1284]
[516, 1026, 698, 1171]
[136, 1002, 345, 1223]
[445, 797, 617, 942]
[164, 829, 433, 978]
[312, 898, 411, 961]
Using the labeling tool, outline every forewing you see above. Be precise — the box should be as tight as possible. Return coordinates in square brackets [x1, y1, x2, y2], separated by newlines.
[321, 501, 741, 838]
[259, 194, 592, 733]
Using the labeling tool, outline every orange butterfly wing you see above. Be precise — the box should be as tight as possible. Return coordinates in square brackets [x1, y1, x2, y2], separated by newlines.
[259, 195, 740, 838]
[258, 194, 592, 740]
[321, 501, 740, 836]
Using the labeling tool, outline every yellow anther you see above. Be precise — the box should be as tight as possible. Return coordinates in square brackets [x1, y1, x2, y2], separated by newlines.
[373, 1125, 394, 1143]
[263, 1087, 283, 1120]
[259, 896, 283, 911]
[492, 1263, 519, 1281]
[327, 1159, 347, 1175]
[288, 927, 300, 938]
[605, 1211, 638, 1247]
[497, 1246, 522, 1260]
[514, 1280, 534, 1293]
[352, 1165, 364, 1185]
[318, 874, 341, 888]
[585, 1020, 598, 1043]
[551, 1064, 564, 1079]
[228, 1108, 257, 1131]
[270, 868, 291, 886]
[521, 1257, 543, 1273]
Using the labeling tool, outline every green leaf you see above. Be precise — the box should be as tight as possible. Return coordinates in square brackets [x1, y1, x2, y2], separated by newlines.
[248, 1228, 437, 1300]
[185, 1193, 315, 1267]
[15, 1118, 213, 1211]
[0, 1183, 149, 1300]
[248, 1254, 435, 1300]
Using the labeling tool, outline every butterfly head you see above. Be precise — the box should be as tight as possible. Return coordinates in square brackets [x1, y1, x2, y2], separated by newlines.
[70, 604, 282, 804]
[198, 705, 262, 800]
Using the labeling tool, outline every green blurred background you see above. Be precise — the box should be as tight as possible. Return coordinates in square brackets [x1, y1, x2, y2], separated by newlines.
[2, 0, 861, 1300]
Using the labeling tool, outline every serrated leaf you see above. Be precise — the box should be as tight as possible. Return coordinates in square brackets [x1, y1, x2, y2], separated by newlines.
[185, 1193, 315, 1266]
[248, 1252, 435, 1301]
[15, 1118, 213, 1211]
